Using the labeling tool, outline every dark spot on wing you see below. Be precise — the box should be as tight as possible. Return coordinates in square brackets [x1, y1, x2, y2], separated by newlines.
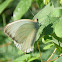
[15, 39, 18, 42]
[7, 32, 9, 35]
[12, 37, 18, 42]
[12, 37, 15, 40]
[9, 34, 12, 37]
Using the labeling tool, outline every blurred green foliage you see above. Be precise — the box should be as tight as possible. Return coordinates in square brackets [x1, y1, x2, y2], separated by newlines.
[0, 0, 62, 62]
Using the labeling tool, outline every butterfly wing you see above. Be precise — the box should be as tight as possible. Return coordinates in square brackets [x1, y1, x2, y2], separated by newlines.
[14, 27, 36, 52]
[4, 19, 34, 38]
[4, 19, 39, 52]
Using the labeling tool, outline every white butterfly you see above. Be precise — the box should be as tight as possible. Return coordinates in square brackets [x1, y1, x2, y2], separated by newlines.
[4, 19, 39, 53]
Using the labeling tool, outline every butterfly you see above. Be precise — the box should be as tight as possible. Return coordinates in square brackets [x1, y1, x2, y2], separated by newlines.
[4, 19, 39, 53]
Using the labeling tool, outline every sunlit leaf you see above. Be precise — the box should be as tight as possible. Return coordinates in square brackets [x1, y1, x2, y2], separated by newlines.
[55, 17, 62, 38]
[13, 0, 32, 21]
[43, 44, 54, 50]
[51, 7, 62, 17]
[43, 0, 50, 5]
[60, 0, 62, 5]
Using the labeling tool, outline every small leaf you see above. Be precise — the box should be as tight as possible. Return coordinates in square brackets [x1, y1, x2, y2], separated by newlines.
[52, 36, 62, 47]
[27, 53, 40, 62]
[43, 44, 54, 50]
[27, 57, 39, 62]
[0, 0, 13, 14]
[55, 17, 62, 38]
[43, 0, 50, 5]
[18, 50, 24, 55]
[13, 0, 32, 21]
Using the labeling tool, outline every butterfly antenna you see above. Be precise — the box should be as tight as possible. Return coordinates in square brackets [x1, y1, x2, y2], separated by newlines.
[46, 48, 57, 62]
[29, 9, 35, 17]
[37, 42, 43, 62]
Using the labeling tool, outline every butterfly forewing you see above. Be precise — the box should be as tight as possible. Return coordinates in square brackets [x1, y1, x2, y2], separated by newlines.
[4, 19, 33, 37]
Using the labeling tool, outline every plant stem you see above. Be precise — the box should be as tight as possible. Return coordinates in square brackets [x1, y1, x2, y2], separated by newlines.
[37, 42, 43, 62]
[46, 48, 57, 62]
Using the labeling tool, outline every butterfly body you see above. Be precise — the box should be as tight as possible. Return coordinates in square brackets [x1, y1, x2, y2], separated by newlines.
[4, 19, 39, 53]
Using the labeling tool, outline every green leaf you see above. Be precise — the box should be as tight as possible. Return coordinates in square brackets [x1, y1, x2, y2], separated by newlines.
[14, 54, 31, 62]
[27, 56, 39, 62]
[0, 0, 13, 14]
[27, 53, 40, 62]
[43, 44, 54, 50]
[54, 60, 56, 62]
[13, 0, 32, 21]
[55, 17, 62, 38]
[52, 34, 62, 47]
[51, 7, 62, 17]
[17, 50, 24, 55]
